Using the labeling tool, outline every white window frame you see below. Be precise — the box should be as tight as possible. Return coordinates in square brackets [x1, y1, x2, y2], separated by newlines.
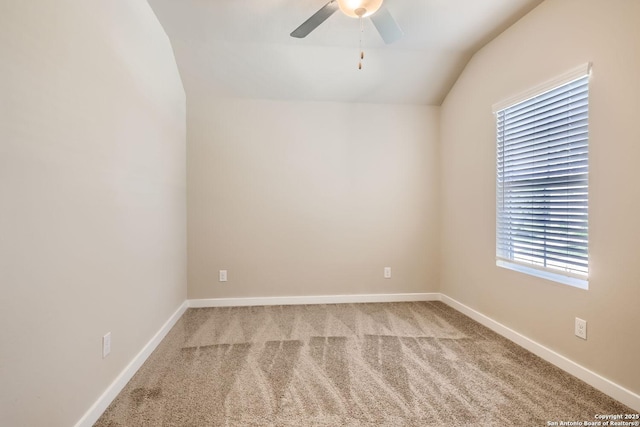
[493, 64, 591, 290]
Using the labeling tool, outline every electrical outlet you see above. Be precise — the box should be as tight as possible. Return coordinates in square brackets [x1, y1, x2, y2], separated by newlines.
[103, 332, 111, 358]
[384, 267, 391, 279]
[575, 318, 587, 340]
[219, 270, 228, 282]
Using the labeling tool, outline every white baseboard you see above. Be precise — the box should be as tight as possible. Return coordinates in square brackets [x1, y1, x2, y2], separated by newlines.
[440, 294, 640, 412]
[73, 301, 188, 427]
[188, 292, 440, 308]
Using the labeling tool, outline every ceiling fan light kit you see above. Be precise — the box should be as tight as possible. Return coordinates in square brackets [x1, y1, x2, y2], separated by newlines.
[336, 0, 383, 18]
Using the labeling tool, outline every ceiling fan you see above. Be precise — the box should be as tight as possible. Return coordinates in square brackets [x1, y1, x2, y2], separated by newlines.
[290, 0, 404, 44]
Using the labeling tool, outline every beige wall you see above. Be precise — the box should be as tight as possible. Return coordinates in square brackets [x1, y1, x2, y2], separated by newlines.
[440, 0, 640, 396]
[0, 2, 186, 426]
[188, 97, 439, 299]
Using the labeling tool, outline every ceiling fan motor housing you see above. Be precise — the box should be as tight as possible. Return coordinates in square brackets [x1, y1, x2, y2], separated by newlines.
[337, 0, 384, 18]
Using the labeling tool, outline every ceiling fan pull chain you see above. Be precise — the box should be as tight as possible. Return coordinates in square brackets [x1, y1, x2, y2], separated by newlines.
[358, 15, 364, 70]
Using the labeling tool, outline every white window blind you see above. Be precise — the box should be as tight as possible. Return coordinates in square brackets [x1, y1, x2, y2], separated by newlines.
[496, 73, 589, 281]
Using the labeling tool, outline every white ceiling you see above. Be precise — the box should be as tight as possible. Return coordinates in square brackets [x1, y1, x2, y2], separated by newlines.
[148, 0, 543, 105]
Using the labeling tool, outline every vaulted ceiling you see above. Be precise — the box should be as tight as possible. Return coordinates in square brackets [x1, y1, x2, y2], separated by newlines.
[148, 0, 543, 105]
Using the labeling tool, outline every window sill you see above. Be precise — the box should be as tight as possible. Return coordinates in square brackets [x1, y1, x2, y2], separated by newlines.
[496, 260, 588, 290]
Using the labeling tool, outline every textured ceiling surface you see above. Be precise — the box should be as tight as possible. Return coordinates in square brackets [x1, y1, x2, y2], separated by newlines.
[148, 0, 543, 105]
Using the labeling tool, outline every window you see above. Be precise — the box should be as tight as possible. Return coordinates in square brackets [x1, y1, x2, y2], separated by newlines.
[494, 65, 590, 289]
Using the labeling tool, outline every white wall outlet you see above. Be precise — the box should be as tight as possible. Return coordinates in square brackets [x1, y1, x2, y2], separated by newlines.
[384, 267, 392, 279]
[102, 332, 111, 358]
[219, 270, 228, 282]
[575, 317, 587, 340]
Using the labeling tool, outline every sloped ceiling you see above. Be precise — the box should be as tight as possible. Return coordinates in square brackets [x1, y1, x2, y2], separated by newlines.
[148, 0, 543, 105]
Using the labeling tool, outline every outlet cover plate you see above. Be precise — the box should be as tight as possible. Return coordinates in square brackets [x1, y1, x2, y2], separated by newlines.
[575, 317, 587, 340]
[103, 332, 111, 358]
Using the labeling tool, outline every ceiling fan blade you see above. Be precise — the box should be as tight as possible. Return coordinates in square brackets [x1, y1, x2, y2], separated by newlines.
[370, 7, 404, 44]
[290, 0, 339, 38]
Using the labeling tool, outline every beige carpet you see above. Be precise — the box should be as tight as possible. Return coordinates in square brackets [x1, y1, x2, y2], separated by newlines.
[95, 302, 631, 426]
